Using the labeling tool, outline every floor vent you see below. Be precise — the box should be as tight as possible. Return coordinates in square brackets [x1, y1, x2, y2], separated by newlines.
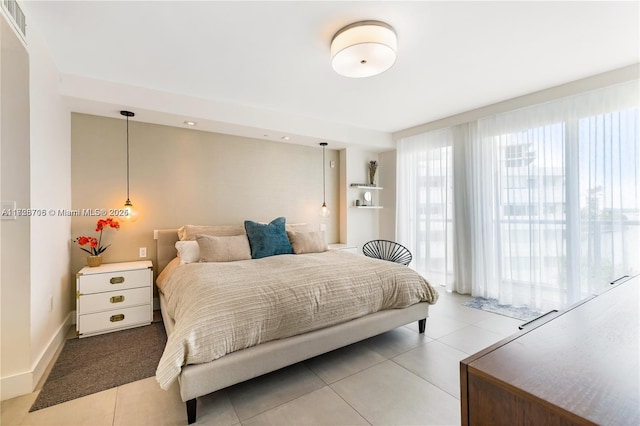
[2, 0, 26, 38]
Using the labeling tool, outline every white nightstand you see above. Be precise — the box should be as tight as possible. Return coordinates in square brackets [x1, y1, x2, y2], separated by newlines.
[76, 260, 153, 338]
[328, 243, 358, 254]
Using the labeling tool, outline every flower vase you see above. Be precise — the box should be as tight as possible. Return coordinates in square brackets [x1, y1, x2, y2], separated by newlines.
[87, 255, 103, 267]
[369, 164, 378, 186]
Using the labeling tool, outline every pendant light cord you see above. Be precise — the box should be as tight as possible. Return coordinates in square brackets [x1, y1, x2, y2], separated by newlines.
[322, 145, 326, 204]
[126, 115, 130, 201]
[320, 142, 328, 205]
[120, 110, 135, 203]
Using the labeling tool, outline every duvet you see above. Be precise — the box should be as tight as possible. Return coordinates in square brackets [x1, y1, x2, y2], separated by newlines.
[155, 250, 438, 389]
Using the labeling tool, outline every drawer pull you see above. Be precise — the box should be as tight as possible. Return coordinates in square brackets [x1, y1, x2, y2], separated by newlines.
[110, 295, 125, 303]
[110, 314, 125, 322]
[110, 276, 125, 284]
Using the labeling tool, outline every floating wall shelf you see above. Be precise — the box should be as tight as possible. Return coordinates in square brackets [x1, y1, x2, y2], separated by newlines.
[350, 184, 383, 190]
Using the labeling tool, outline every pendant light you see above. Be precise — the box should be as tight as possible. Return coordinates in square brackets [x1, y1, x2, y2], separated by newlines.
[320, 142, 330, 217]
[120, 110, 138, 221]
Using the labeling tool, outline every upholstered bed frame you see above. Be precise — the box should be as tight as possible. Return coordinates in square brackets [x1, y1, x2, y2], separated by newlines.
[154, 229, 430, 424]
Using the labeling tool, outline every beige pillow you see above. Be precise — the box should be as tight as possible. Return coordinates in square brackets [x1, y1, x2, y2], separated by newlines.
[286, 222, 312, 233]
[178, 224, 246, 241]
[286, 231, 329, 254]
[196, 234, 252, 262]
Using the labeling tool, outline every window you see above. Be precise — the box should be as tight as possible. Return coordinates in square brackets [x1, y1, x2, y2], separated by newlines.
[397, 80, 639, 311]
[578, 109, 640, 295]
[397, 129, 454, 287]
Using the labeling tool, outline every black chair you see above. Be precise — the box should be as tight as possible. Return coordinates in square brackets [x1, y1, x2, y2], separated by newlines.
[362, 240, 412, 266]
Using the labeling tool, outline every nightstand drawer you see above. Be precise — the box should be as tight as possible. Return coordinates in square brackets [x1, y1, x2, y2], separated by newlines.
[79, 287, 151, 314]
[78, 268, 151, 294]
[78, 305, 151, 336]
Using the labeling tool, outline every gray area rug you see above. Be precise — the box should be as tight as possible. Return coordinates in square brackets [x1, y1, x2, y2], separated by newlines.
[463, 297, 544, 321]
[30, 321, 166, 412]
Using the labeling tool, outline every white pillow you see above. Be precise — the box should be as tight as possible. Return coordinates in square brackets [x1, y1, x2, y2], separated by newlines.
[175, 241, 200, 264]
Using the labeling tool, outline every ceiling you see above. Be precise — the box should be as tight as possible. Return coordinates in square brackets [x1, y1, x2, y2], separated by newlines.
[21, 1, 640, 150]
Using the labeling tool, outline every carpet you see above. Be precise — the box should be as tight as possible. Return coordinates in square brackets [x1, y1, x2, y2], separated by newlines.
[30, 321, 166, 412]
[463, 297, 545, 321]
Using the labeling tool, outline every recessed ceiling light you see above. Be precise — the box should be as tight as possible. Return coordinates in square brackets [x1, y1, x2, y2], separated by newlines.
[184, 120, 197, 126]
[281, 136, 291, 140]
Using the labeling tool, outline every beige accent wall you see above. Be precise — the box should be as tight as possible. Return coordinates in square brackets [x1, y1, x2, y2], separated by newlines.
[71, 113, 339, 289]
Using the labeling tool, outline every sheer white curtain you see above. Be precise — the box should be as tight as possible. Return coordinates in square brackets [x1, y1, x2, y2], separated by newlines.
[474, 81, 639, 309]
[397, 80, 639, 310]
[396, 128, 457, 289]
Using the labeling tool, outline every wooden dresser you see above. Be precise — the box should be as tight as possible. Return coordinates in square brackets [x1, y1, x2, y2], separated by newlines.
[460, 276, 639, 425]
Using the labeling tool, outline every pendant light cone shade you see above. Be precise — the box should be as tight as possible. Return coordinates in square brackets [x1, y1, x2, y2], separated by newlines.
[120, 110, 138, 222]
[331, 21, 397, 78]
[320, 142, 330, 217]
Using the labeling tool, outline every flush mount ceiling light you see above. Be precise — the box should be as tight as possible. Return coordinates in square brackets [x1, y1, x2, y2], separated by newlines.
[330, 20, 397, 78]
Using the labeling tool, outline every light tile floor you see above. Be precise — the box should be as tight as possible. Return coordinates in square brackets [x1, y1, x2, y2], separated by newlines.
[1, 288, 524, 426]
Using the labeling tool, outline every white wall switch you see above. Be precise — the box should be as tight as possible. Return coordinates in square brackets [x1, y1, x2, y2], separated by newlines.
[139, 247, 147, 258]
[319, 224, 327, 232]
[1, 200, 16, 220]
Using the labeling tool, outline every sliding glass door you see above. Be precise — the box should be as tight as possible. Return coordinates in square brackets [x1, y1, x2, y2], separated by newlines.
[397, 81, 639, 311]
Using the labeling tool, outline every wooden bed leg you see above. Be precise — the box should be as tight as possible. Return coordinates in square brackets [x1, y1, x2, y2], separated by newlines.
[418, 318, 426, 334]
[186, 398, 197, 424]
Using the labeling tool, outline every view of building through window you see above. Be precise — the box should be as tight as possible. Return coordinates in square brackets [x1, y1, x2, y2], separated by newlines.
[409, 107, 638, 309]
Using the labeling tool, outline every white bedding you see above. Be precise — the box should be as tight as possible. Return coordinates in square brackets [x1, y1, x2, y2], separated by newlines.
[155, 250, 438, 389]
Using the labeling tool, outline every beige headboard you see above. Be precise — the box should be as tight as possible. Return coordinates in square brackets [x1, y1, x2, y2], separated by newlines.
[155, 229, 180, 274]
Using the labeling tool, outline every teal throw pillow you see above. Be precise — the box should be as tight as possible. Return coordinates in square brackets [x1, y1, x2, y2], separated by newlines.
[244, 217, 294, 259]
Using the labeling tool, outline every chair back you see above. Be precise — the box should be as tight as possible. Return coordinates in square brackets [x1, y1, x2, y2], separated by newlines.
[362, 240, 412, 266]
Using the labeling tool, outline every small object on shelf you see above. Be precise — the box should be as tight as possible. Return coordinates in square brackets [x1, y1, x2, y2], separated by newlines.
[355, 199, 361, 206]
[369, 161, 378, 186]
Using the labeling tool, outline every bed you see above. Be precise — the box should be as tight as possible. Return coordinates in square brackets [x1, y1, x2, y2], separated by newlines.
[154, 224, 438, 424]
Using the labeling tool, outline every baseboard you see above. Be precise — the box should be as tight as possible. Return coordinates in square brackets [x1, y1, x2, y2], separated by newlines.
[31, 312, 74, 389]
[0, 312, 73, 401]
[0, 372, 31, 401]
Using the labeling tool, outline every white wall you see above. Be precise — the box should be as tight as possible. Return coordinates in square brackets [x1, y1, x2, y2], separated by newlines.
[27, 18, 72, 391]
[0, 12, 72, 400]
[340, 148, 381, 251]
[378, 150, 396, 241]
[0, 15, 32, 400]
